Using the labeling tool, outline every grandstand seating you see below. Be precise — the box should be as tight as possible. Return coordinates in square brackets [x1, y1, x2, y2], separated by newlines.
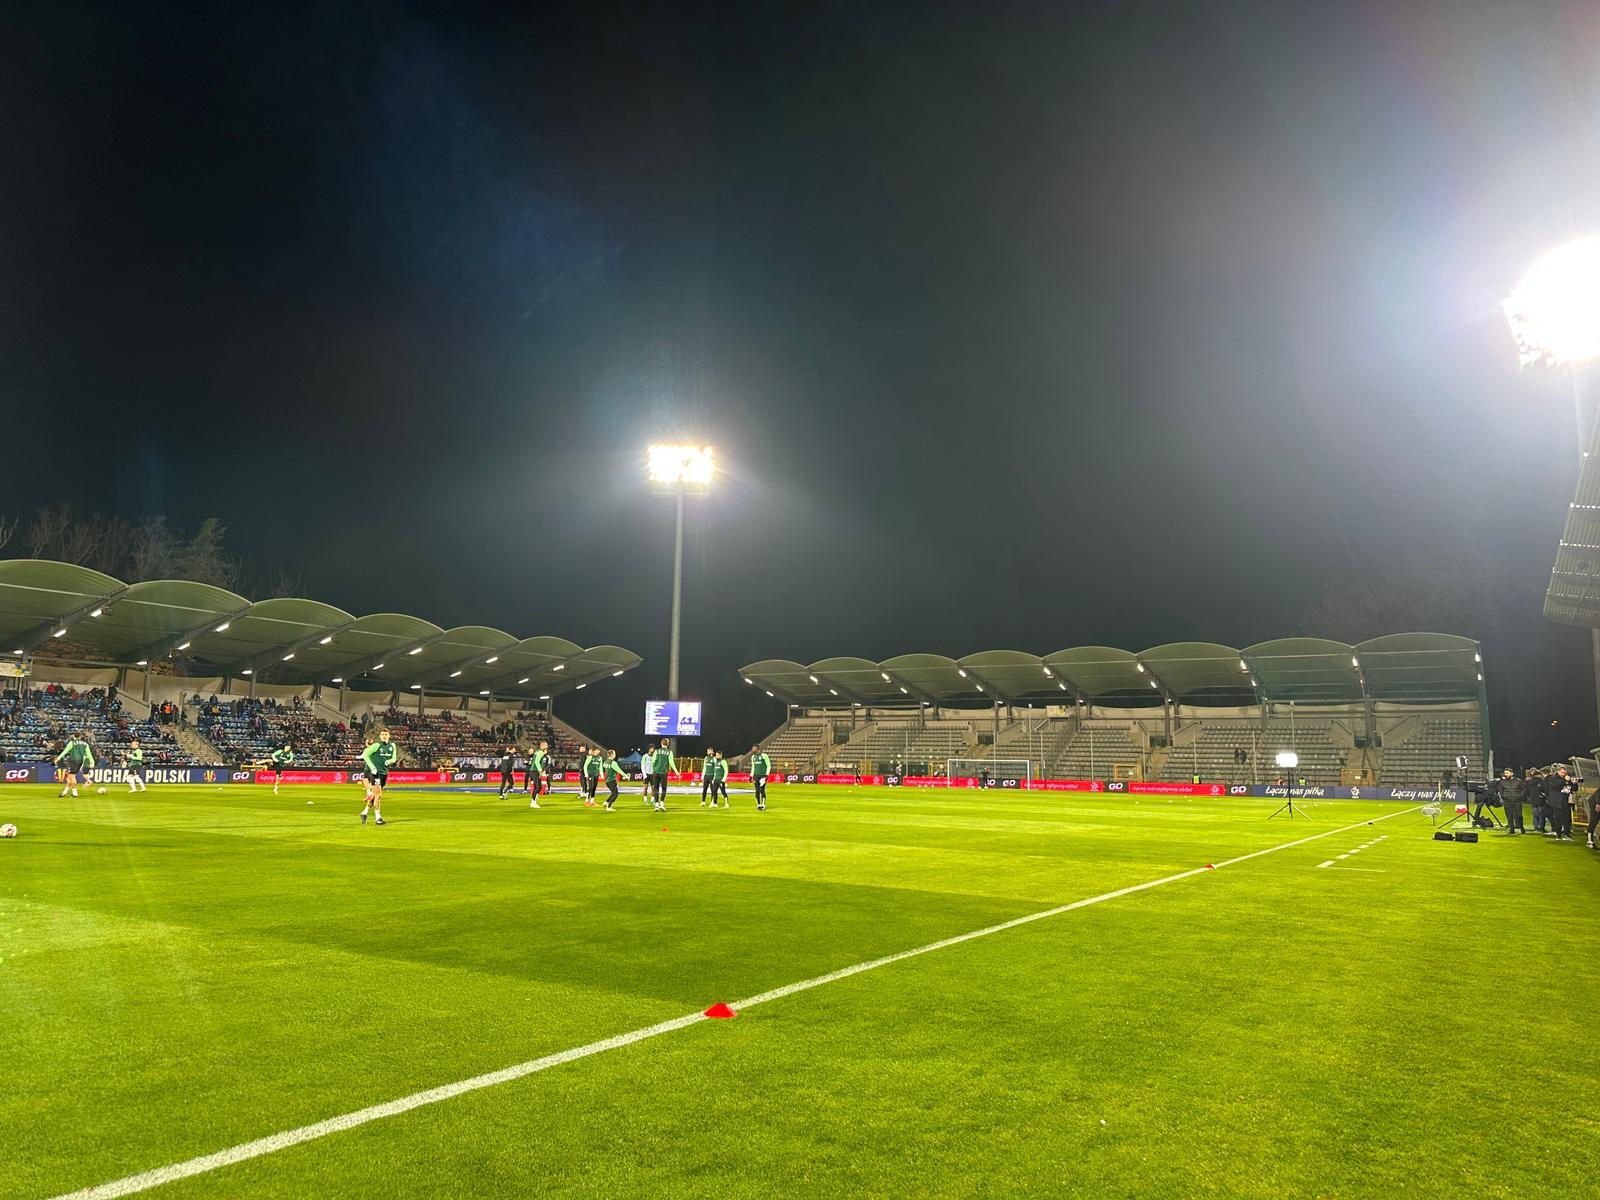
[759, 719, 829, 770]
[0, 685, 183, 765]
[189, 695, 366, 766]
[1381, 716, 1485, 783]
[836, 721, 976, 772]
[1048, 723, 1141, 779]
[376, 707, 585, 768]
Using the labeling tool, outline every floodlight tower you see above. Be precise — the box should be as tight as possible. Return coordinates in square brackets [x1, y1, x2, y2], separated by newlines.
[1504, 235, 1600, 733]
[1268, 750, 1307, 820]
[646, 444, 714, 746]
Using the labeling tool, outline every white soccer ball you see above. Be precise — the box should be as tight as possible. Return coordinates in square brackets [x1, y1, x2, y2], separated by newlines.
[0, 823, 16, 838]
[97, 786, 107, 795]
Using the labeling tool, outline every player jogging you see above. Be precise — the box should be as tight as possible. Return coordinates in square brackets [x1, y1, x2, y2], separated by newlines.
[270, 743, 294, 794]
[599, 749, 626, 810]
[55, 733, 96, 797]
[750, 745, 772, 811]
[528, 740, 549, 808]
[126, 739, 148, 793]
[497, 746, 519, 799]
[359, 729, 398, 825]
[581, 746, 602, 807]
[650, 741, 676, 811]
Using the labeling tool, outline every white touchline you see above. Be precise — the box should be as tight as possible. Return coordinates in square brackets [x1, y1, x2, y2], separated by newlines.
[50, 805, 1420, 1200]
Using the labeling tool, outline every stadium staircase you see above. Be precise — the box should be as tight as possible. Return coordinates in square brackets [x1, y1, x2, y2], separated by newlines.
[173, 722, 222, 765]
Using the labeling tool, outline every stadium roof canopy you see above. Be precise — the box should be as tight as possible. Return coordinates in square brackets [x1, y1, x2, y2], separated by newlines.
[0, 559, 641, 701]
[740, 634, 1484, 708]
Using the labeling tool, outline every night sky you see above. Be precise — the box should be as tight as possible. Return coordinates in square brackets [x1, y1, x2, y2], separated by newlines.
[4, 1, 1598, 761]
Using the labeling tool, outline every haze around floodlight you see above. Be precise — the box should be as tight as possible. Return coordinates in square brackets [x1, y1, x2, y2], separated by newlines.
[647, 443, 715, 486]
[1503, 234, 1600, 367]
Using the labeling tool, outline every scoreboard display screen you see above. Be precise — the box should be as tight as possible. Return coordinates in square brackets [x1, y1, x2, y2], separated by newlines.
[644, 700, 702, 737]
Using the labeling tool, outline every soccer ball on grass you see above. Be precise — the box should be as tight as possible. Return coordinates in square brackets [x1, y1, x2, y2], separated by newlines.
[0, 823, 17, 838]
[97, 786, 108, 794]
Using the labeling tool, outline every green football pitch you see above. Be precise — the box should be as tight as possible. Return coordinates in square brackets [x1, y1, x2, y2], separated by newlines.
[3, 781, 1595, 1199]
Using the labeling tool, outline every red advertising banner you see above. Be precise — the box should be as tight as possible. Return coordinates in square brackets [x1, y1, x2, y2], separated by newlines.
[816, 773, 885, 785]
[252, 770, 454, 785]
[1021, 779, 1103, 792]
[1127, 781, 1226, 796]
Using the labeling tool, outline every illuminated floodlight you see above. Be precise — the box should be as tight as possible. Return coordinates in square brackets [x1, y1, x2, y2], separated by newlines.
[539, 694, 550, 701]
[136, 659, 148, 666]
[612, 670, 624, 677]
[829, 688, 838, 695]
[215, 622, 230, 633]
[552, 664, 565, 672]
[407, 647, 423, 656]
[11, 649, 21, 655]
[282, 653, 295, 661]
[1275, 750, 1299, 770]
[646, 444, 715, 491]
[575, 683, 587, 690]
[1135, 662, 1145, 673]
[478, 689, 490, 695]
[89, 608, 103, 618]
[957, 669, 967, 678]
[809, 674, 819, 683]
[409, 683, 421, 690]
[319, 636, 333, 645]
[518, 677, 530, 684]
[485, 656, 498, 664]
[330, 676, 343, 683]
[241, 669, 253, 676]
[880, 672, 891, 682]
[373, 662, 385, 670]
[52, 628, 67, 638]
[450, 670, 462, 678]
[1504, 236, 1600, 367]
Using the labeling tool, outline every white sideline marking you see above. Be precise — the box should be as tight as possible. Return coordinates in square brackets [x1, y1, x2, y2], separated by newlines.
[1316, 860, 1335, 869]
[51, 806, 1419, 1199]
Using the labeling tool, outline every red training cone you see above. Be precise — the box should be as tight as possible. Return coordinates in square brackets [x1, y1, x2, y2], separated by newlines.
[1205, 864, 1215, 870]
[703, 1002, 737, 1019]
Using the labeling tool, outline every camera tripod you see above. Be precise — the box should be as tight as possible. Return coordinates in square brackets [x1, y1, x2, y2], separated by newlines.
[1268, 788, 1311, 820]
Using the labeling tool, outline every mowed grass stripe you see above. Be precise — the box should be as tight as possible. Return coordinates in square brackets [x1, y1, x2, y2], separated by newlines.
[35, 805, 1417, 1200]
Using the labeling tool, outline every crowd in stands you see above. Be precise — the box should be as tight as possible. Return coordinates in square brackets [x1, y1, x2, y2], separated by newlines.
[188, 694, 367, 766]
[0, 683, 183, 765]
[374, 707, 584, 768]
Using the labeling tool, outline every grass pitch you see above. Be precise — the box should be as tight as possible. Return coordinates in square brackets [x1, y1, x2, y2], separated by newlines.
[3, 781, 1596, 1199]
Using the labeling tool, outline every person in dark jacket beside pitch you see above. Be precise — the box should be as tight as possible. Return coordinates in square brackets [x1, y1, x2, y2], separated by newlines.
[1495, 767, 1526, 835]
[1545, 766, 1576, 841]
[1528, 768, 1549, 834]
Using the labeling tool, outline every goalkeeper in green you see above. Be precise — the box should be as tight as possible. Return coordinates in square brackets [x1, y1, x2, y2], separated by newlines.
[359, 730, 398, 825]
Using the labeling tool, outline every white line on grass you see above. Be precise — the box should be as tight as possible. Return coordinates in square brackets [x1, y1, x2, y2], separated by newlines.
[51, 805, 1419, 1200]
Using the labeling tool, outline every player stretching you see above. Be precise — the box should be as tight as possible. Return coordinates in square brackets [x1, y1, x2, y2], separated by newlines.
[650, 741, 676, 811]
[528, 739, 549, 808]
[55, 733, 95, 797]
[749, 745, 772, 811]
[600, 749, 626, 810]
[581, 746, 602, 807]
[497, 746, 519, 799]
[359, 729, 398, 825]
[126, 739, 148, 792]
[270, 742, 294, 793]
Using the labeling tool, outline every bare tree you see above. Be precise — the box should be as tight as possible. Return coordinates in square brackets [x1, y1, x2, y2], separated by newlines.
[25, 504, 73, 559]
[128, 516, 176, 582]
[0, 512, 16, 553]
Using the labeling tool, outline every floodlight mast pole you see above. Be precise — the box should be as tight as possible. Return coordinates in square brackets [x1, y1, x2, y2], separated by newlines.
[668, 488, 685, 713]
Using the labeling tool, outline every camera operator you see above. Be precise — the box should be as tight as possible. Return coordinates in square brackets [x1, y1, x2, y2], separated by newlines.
[1545, 766, 1576, 841]
[1494, 767, 1525, 835]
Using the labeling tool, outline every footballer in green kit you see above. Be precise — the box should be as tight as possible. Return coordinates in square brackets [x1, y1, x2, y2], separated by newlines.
[359, 729, 398, 825]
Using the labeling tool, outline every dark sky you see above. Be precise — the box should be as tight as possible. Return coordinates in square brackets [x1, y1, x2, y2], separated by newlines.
[4, 1, 1599, 760]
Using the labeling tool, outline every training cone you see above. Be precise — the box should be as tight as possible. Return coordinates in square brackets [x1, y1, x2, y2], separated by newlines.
[703, 1002, 737, 1019]
[1205, 864, 1215, 870]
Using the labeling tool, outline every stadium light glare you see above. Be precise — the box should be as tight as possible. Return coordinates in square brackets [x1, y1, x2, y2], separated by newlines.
[1275, 750, 1299, 769]
[215, 622, 230, 632]
[1149, 679, 1158, 688]
[539, 695, 550, 701]
[1042, 667, 1052, 677]
[743, 677, 753, 685]
[1239, 659, 1249, 672]
[11, 649, 21, 655]
[319, 636, 333, 645]
[409, 683, 421, 690]
[829, 688, 838, 695]
[765, 690, 775, 697]
[136, 659, 148, 666]
[1503, 235, 1600, 367]
[449, 670, 462, 678]
[1477, 672, 1484, 681]
[89, 608, 103, 618]
[1135, 662, 1145, 673]
[330, 676, 343, 683]
[282, 653, 295, 661]
[809, 674, 820, 683]
[176, 642, 191, 651]
[899, 686, 908, 694]
[478, 689, 490, 695]
[646, 443, 715, 489]
[957, 669, 967, 678]
[241, 669, 253, 676]
[1057, 682, 1067, 691]
[485, 656, 498, 664]
[373, 662, 385, 670]
[518, 677, 530, 684]
[407, 647, 423, 656]
[881, 672, 891, 681]
[576, 683, 586, 690]
[552, 664, 565, 672]
[1474, 652, 1481, 663]
[52, 628, 66, 637]
[1351, 656, 1359, 667]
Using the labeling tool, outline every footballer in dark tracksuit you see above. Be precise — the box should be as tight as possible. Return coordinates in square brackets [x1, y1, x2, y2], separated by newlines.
[701, 748, 719, 807]
[600, 751, 626, 809]
[650, 744, 675, 809]
[749, 746, 771, 811]
[497, 748, 519, 798]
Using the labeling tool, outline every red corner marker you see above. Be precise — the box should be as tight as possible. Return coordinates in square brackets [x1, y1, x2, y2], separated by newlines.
[661, 827, 669, 832]
[703, 1003, 737, 1019]
[1205, 864, 1215, 870]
